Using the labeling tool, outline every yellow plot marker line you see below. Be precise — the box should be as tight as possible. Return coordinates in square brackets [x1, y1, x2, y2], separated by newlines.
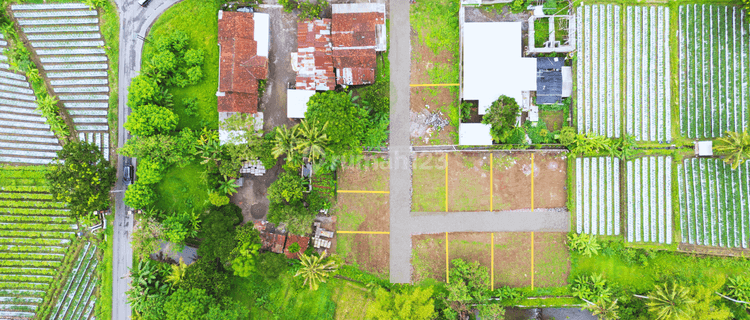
[531, 153, 535, 211]
[337, 190, 390, 194]
[336, 231, 390, 234]
[445, 154, 449, 212]
[491, 233, 494, 291]
[445, 232, 449, 283]
[410, 83, 460, 87]
[490, 153, 493, 212]
[531, 231, 535, 289]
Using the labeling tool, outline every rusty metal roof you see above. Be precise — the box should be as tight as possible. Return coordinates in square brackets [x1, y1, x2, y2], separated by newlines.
[328, 4, 385, 86]
[295, 19, 336, 91]
[332, 48, 376, 85]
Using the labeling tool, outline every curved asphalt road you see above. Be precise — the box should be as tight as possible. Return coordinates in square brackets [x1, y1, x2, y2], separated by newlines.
[112, 0, 182, 319]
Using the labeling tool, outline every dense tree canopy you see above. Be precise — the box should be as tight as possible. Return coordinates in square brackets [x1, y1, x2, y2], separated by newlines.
[197, 205, 241, 266]
[124, 104, 179, 137]
[305, 91, 368, 157]
[229, 225, 262, 277]
[481, 95, 521, 143]
[162, 288, 246, 320]
[367, 287, 436, 320]
[123, 181, 157, 209]
[46, 141, 116, 218]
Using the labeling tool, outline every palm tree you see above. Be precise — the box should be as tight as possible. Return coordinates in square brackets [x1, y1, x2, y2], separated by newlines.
[166, 257, 188, 286]
[715, 130, 750, 169]
[583, 298, 620, 320]
[272, 125, 299, 160]
[218, 178, 239, 196]
[296, 120, 331, 164]
[646, 283, 695, 320]
[294, 252, 338, 291]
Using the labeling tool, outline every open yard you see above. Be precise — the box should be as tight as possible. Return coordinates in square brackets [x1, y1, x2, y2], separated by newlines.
[533, 152, 568, 209]
[337, 155, 389, 192]
[447, 153, 491, 211]
[153, 162, 210, 214]
[492, 153, 533, 211]
[412, 152, 447, 212]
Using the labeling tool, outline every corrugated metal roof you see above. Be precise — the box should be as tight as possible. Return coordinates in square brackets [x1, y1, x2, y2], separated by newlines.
[328, 3, 385, 86]
[295, 19, 336, 91]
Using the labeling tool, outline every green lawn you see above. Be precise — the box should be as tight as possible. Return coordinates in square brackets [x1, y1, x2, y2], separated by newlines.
[142, 0, 220, 131]
[95, 221, 113, 319]
[230, 271, 373, 320]
[153, 162, 210, 214]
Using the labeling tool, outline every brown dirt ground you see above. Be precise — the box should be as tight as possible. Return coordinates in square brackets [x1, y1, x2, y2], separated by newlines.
[533, 152, 568, 209]
[330, 193, 390, 277]
[448, 153, 491, 212]
[412, 152, 448, 212]
[412, 233, 446, 283]
[410, 27, 458, 146]
[493, 232, 533, 288]
[533, 232, 571, 287]
[337, 155, 390, 191]
[492, 152, 533, 211]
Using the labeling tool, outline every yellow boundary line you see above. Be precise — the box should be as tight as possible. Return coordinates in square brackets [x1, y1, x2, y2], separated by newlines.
[336, 231, 390, 234]
[531, 231, 535, 289]
[410, 83, 460, 87]
[491, 233, 494, 290]
[531, 153, 535, 211]
[490, 154, 494, 211]
[445, 232, 449, 283]
[445, 154, 448, 212]
[337, 190, 390, 194]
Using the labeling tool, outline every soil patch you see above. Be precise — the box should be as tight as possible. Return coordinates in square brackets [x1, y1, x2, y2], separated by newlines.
[412, 233, 446, 283]
[448, 232, 492, 289]
[412, 152, 448, 212]
[493, 232, 533, 288]
[492, 152, 533, 211]
[331, 193, 389, 277]
[533, 232, 570, 287]
[448, 153, 491, 212]
[533, 152, 567, 209]
[540, 110, 566, 131]
[337, 155, 390, 191]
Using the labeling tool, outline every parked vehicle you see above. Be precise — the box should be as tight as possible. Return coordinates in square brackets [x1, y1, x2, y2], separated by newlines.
[138, 0, 152, 7]
[123, 163, 134, 184]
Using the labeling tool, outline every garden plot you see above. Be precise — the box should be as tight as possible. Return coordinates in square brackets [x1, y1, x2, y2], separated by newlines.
[11, 3, 110, 157]
[49, 242, 98, 320]
[337, 155, 389, 192]
[677, 158, 750, 248]
[678, 5, 749, 139]
[0, 35, 60, 165]
[626, 156, 672, 244]
[625, 6, 671, 142]
[576, 4, 622, 138]
[575, 157, 621, 236]
[0, 165, 78, 318]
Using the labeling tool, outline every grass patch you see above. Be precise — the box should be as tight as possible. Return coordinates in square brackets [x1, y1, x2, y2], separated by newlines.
[95, 219, 113, 319]
[100, 0, 120, 160]
[153, 162, 210, 214]
[534, 18, 549, 48]
[412, 155, 447, 212]
[142, 0, 221, 131]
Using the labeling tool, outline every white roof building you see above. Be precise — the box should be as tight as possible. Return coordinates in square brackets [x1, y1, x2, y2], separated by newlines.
[459, 123, 493, 146]
[287, 89, 316, 118]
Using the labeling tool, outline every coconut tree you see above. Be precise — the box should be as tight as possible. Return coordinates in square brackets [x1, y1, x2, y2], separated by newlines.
[272, 125, 299, 160]
[583, 298, 620, 320]
[217, 178, 239, 196]
[646, 283, 695, 320]
[715, 130, 750, 169]
[294, 252, 338, 291]
[296, 119, 331, 164]
[166, 257, 188, 287]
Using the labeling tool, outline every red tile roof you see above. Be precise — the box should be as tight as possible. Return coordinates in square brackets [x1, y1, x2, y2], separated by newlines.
[330, 5, 385, 86]
[253, 221, 287, 254]
[331, 12, 384, 48]
[332, 49, 376, 85]
[295, 19, 336, 91]
[283, 234, 310, 259]
[218, 11, 267, 113]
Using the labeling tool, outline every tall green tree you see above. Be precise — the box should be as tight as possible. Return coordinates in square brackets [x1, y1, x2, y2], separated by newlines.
[267, 171, 305, 204]
[715, 130, 750, 169]
[162, 288, 246, 320]
[305, 91, 368, 157]
[366, 287, 436, 320]
[296, 119, 330, 164]
[646, 283, 696, 320]
[197, 205, 241, 266]
[46, 141, 116, 218]
[443, 259, 504, 319]
[163, 210, 201, 245]
[481, 95, 520, 143]
[128, 74, 161, 108]
[294, 252, 338, 290]
[229, 225, 262, 278]
[272, 124, 299, 160]
[124, 182, 157, 209]
[124, 104, 179, 137]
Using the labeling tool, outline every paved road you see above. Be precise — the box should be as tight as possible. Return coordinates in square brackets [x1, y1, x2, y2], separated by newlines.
[112, 0, 182, 319]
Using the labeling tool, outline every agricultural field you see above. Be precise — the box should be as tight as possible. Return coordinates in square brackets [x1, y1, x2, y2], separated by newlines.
[678, 5, 749, 139]
[625, 156, 672, 244]
[0, 33, 61, 165]
[11, 3, 111, 159]
[625, 6, 671, 142]
[677, 158, 750, 248]
[48, 242, 98, 320]
[0, 165, 79, 319]
[575, 157, 621, 236]
[575, 4, 621, 138]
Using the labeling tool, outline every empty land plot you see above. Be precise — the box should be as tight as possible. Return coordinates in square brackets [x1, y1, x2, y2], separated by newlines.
[493, 232, 532, 288]
[533, 232, 570, 288]
[448, 232, 492, 282]
[678, 5, 749, 139]
[533, 153, 568, 209]
[337, 156, 389, 191]
[412, 152, 447, 212]
[447, 153, 491, 212]
[492, 153, 532, 211]
[626, 156, 673, 244]
[576, 4, 622, 138]
[332, 280, 372, 320]
[412, 233, 446, 282]
[625, 6, 671, 142]
[575, 157, 621, 236]
[332, 193, 389, 276]
[677, 158, 750, 248]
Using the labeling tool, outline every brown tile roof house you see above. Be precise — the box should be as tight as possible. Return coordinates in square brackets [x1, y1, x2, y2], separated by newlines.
[331, 3, 386, 86]
[295, 19, 336, 91]
[253, 221, 286, 254]
[217, 11, 270, 114]
[283, 234, 310, 259]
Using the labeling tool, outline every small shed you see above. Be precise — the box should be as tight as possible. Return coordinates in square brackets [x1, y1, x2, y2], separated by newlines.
[459, 123, 493, 146]
[287, 89, 316, 118]
[695, 141, 713, 156]
[536, 57, 566, 104]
